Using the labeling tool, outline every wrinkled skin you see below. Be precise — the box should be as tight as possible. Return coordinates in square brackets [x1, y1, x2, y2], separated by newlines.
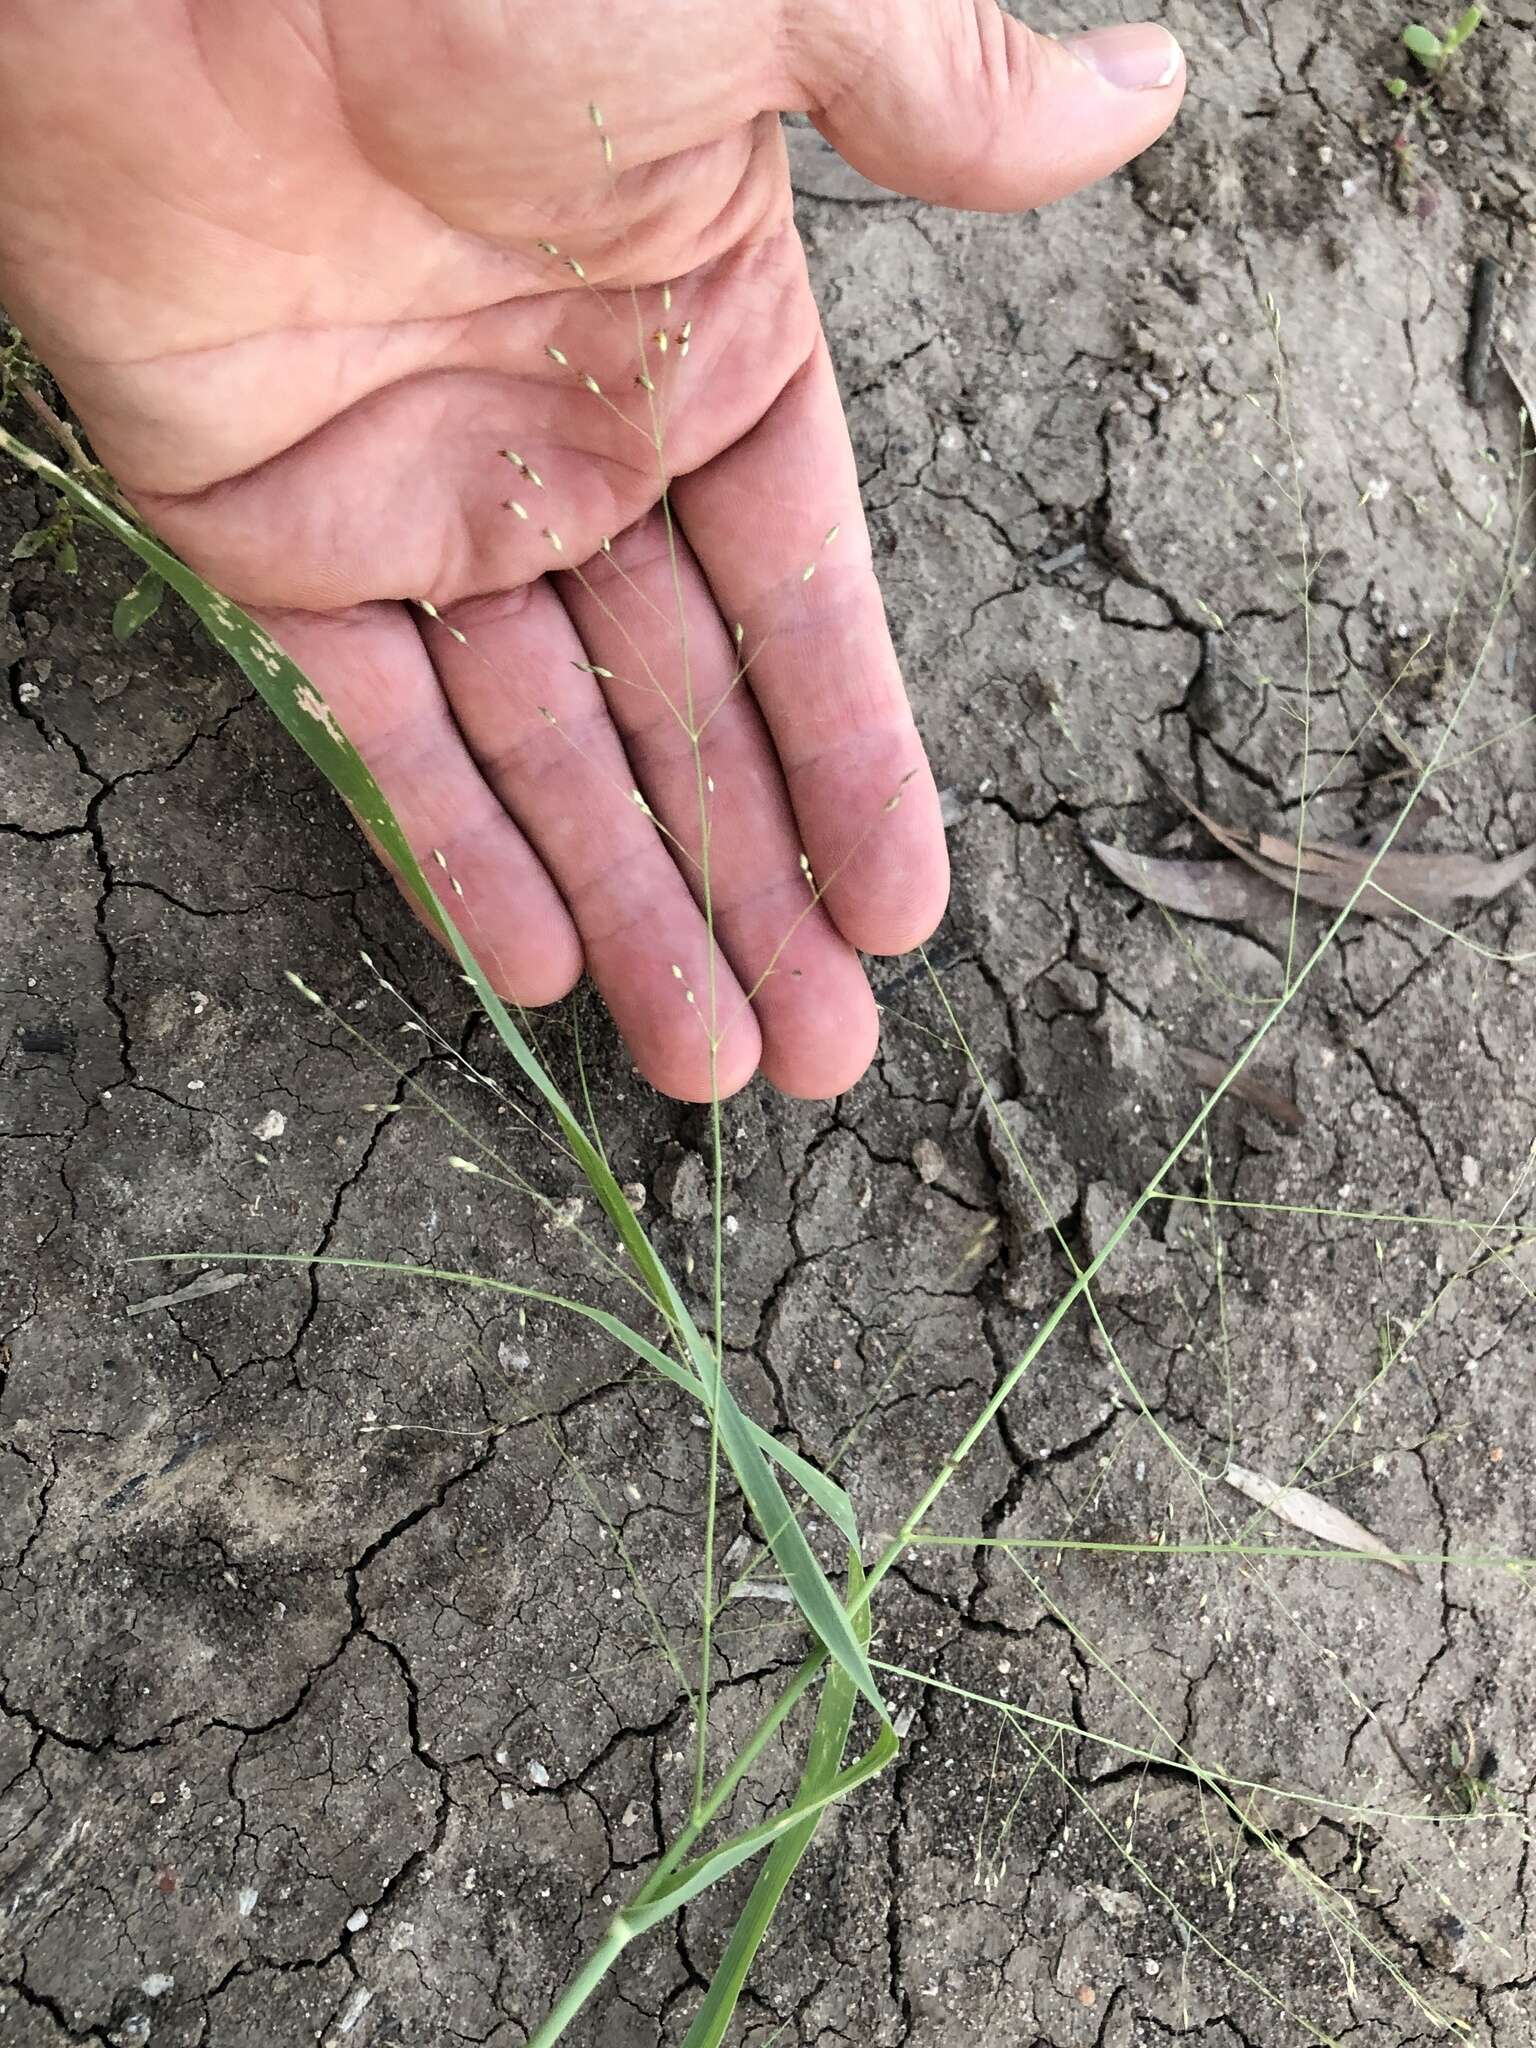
[0, 0, 1182, 1099]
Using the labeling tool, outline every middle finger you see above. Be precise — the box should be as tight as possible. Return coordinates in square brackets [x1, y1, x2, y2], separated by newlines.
[422, 582, 760, 1101]
[559, 515, 880, 1099]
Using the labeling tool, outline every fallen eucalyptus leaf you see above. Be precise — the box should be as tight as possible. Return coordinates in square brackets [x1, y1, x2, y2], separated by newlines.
[1174, 1047, 1304, 1131]
[1091, 805, 1536, 928]
[1223, 1462, 1417, 1578]
[1087, 842, 1276, 921]
[1183, 799, 1536, 922]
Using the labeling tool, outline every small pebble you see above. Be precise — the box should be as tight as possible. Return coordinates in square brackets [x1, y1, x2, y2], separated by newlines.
[912, 1137, 946, 1185]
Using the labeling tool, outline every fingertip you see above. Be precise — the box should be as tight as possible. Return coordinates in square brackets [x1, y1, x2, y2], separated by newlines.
[624, 987, 764, 1105]
[484, 932, 585, 1011]
[757, 969, 880, 1101]
[824, 864, 950, 958]
[819, 779, 951, 957]
[1063, 22, 1185, 97]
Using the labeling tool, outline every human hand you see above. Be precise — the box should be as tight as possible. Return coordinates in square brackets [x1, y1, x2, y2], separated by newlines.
[0, 1, 1182, 1099]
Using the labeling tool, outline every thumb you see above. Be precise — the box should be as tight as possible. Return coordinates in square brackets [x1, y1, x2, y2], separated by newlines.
[800, 2, 1184, 211]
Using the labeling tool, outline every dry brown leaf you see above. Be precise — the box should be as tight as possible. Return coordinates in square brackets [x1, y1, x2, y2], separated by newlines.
[1092, 802, 1536, 940]
[1222, 1461, 1417, 1579]
[1174, 1046, 1305, 1131]
[1087, 841, 1277, 921]
[1184, 799, 1536, 921]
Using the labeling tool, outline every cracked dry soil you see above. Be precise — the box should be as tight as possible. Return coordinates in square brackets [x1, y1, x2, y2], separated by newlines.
[4, 5, 1536, 2044]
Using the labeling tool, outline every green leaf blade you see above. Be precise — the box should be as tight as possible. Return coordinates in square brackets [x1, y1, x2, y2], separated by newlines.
[626, 1722, 899, 1936]
[678, 1554, 872, 2048]
[112, 569, 166, 640]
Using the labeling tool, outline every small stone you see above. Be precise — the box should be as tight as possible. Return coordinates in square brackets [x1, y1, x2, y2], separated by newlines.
[527, 1760, 551, 1788]
[346, 1908, 370, 1933]
[620, 1801, 642, 1828]
[1076, 1985, 1097, 2007]
[621, 1181, 646, 1213]
[1080, 1181, 1165, 1299]
[1102, 577, 1172, 629]
[912, 1137, 946, 1185]
[251, 1109, 286, 1143]
[657, 1149, 710, 1223]
[1085, 1883, 1144, 1925]
[1043, 961, 1099, 1015]
[140, 1973, 174, 1999]
[985, 1101, 1077, 1235]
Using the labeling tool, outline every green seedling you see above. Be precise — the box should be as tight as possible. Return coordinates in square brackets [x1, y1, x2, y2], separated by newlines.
[9, 490, 78, 577]
[1447, 1721, 1505, 1816]
[0, 323, 41, 408]
[112, 567, 166, 640]
[1403, 4, 1484, 73]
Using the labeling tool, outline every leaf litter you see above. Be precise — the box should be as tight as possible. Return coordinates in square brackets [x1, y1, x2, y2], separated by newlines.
[1222, 1461, 1418, 1579]
[1089, 794, 1536, 926]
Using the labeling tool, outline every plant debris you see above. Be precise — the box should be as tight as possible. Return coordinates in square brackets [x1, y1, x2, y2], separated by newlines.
[1465, 255, 1501, 406]
[1174, 1046, 1305, 1131]
[1086, 842, 1276, 921]
[1089, 800, 1536, 927]
[1222, 1461, 1417, 1578]
[126, 1269, 248, 1318]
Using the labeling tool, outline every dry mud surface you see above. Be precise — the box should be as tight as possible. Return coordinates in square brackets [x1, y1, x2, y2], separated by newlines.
[4, 5, 1536, 2044]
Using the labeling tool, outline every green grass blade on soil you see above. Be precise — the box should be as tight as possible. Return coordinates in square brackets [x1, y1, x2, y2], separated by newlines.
[623, 1721, 899, 1936]
[140, 1248, 858, 1546]
[678, 1551, 871, 2048]
[5, 430, 885, 1718]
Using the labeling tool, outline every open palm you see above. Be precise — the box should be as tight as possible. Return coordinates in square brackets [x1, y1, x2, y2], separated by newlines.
[0, 0, 1182, 1098]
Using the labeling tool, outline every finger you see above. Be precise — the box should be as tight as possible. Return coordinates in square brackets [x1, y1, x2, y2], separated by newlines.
[672, 335, 949, 957]
[558, 514, 881, 1099]
[420, 584, 762, 1103]
[799, 0, 1184, 210]
[254, 602, 583, 1005]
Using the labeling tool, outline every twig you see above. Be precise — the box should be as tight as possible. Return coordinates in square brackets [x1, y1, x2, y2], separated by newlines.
[13, 377, 96, 478]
